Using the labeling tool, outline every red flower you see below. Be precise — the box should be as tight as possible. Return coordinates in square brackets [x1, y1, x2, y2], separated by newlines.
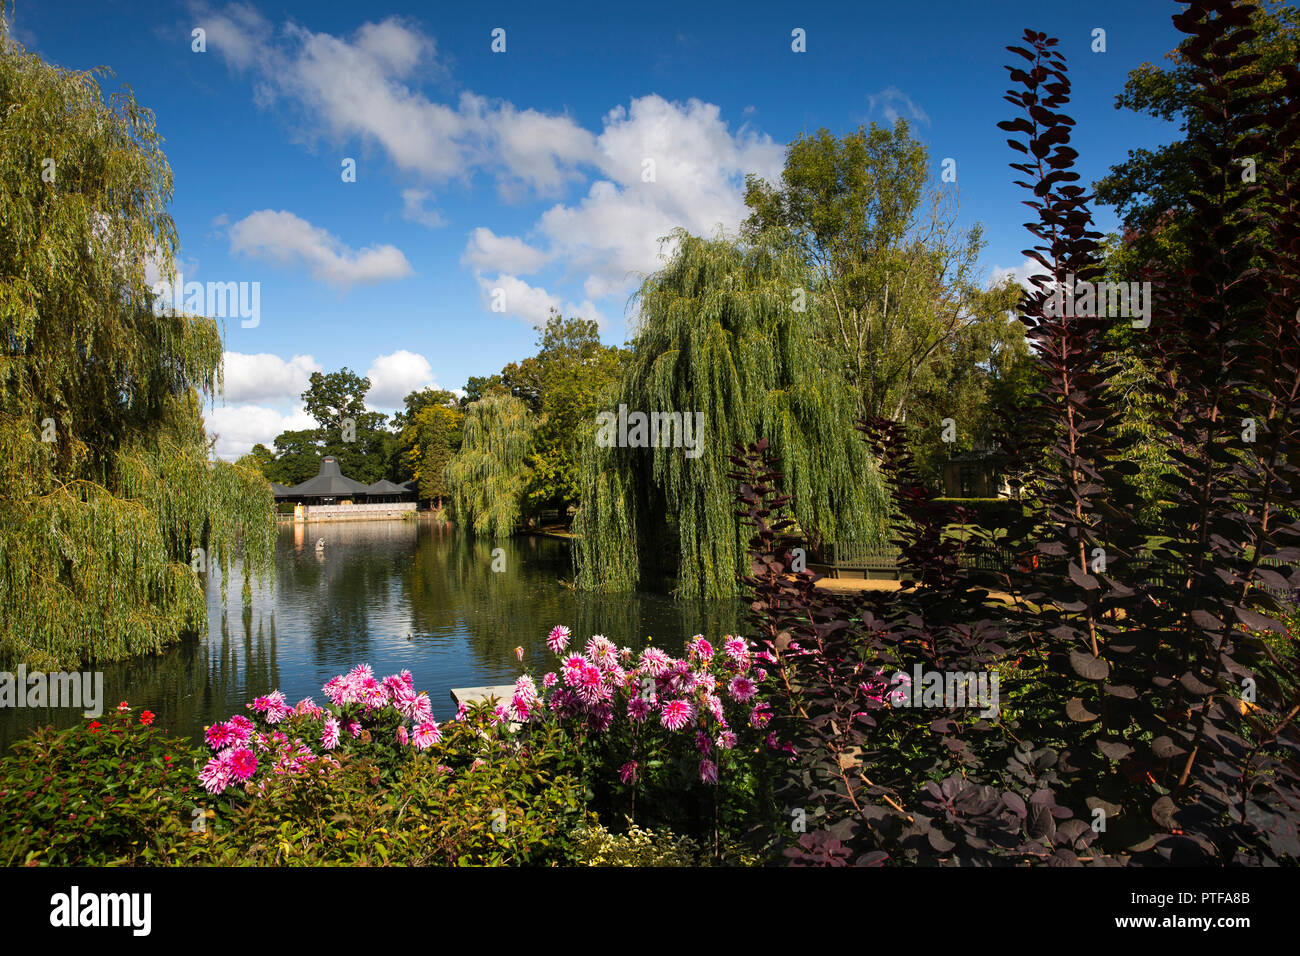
[140, 710, 155, 726]
[87, 721, 101, 733]
[116, 701, 129, 712]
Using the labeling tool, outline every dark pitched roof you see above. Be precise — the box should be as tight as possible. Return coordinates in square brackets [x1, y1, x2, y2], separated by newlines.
[364, 479, 412, 496]
[289, 456, 370, 497]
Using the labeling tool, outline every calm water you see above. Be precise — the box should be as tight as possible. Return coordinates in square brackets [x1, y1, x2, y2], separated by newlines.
[0, 519, 746, 751]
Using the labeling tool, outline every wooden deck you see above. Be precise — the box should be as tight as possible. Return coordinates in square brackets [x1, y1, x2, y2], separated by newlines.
[450, 685, 517, 708]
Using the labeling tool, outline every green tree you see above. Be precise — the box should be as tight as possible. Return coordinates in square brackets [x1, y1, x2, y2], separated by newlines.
[447, 392, 536, 538]
[1093, 0, 1298, 273]
[742, 121, 1011, 426]
[0, 20, 274, 669]
[459, 374, 506, 408]
[289, 367, 391, 485]
[575, 230, 889, 598]
[503, 310, 625, 520]
[234, 443, 275, 476]
[395, 388, 462, 487]
[262, 428, 323, 486]
[419, 411, 452, 505]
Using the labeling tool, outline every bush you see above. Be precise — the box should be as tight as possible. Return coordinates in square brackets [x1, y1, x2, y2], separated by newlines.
[498, 627, 786, 859]
[0, 696, 588, 866]
[571, 820, 766, 866]
[185, 707, 588, 866]
[0, 703, 204, 866]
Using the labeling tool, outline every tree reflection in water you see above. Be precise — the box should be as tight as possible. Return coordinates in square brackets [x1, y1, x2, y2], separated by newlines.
[1, 519, 744, 751]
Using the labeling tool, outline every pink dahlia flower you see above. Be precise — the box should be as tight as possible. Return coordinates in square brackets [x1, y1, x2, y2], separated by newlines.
[199, 755, 232, 795]
[728, 675, 758, 702]
[638, 647, 672, 678]
[687, 636, 714, 662]
[547, 625, 571, 655]
[627, 696, 653, 723]
[412, 720, 442, 749]
[321, 717, 341, 751]
[229, 747, 258, 781]
[586, 634, 617, 670]
[660, 698, 694, 732]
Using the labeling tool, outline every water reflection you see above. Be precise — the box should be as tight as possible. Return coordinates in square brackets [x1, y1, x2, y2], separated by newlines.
[0, 520, 745, 751]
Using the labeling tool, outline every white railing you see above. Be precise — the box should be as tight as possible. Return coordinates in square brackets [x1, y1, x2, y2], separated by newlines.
[297, 502, 416, 521]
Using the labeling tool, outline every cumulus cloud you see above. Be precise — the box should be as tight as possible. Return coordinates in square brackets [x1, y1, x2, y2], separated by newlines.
[197, 7, 785, 327]
[533, 95, 784, 301]
[474, 274, 604, 328]
[228, 210, 413, 287]
[364, 350, 440, 408]
[219, 351, 320, 403]
[206, 403, 316, 460]
[198, 5, 594, 195]
[461, 227, 549, 275]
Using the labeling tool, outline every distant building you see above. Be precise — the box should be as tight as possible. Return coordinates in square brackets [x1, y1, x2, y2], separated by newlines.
[940, 449, 1017, 499]
[272, 457, 416, 520]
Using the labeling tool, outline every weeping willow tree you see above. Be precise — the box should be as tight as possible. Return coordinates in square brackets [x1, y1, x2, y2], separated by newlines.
[0, 19, 275, 671]
[447, 392, 536, 538]
[575, 229, 890, 598]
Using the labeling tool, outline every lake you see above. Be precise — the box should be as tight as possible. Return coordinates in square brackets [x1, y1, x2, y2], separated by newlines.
[0, 518, 747, 751]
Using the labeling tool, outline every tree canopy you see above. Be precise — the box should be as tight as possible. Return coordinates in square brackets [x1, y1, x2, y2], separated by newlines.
[447, 391, 536, 538]
[742, 121, 1019, 429]
[575, 230, 890, 598]
[0, 20, 274, 669]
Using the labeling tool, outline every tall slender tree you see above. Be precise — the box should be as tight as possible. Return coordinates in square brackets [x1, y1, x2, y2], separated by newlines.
[447, 392, 536, 538]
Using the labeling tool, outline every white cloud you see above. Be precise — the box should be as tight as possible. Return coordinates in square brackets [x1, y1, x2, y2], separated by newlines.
[197, 7, 785, 328]
[401, 188, 446, 229]
[198, 2, 273, 72]
[199, 7, 593, 196]
[228, 209, 413, 287]
[461, 227, 549, 275]
[477, 99, 597, 199]
[472, 273, 606, 329]
[532, 95, 784, 301]
[866, 86, 930, 126]
[476, 274, 560, 326]
[364, 350, 439, 407]
[206, 403, 316, 460]
[989, 257, 1049, 291]
[219, 351, 320, 403]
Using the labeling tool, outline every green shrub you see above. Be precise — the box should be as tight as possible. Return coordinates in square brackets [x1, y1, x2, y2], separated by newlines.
[571, 820, 768, 866]
[1, 701, 589, 866]
[0, 705, 204, 866]
[188, 714, 589, 866]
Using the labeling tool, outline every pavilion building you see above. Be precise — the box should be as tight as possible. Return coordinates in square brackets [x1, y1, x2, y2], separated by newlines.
[272, 456, 416, 521]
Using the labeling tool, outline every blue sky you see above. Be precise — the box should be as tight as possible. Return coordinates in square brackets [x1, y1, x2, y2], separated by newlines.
[11, 0, 1186, 457]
